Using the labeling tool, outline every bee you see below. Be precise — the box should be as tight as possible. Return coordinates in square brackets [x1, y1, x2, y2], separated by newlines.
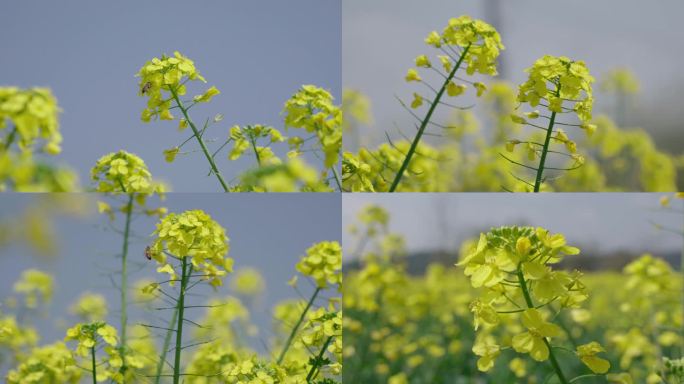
[144, 246, 152, 260]
[141, 81, 152, 95]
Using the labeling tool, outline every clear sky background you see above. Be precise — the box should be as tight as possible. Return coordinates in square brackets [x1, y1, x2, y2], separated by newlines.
[343, 193, 683, 258]
[1, 0, 341, 191]
[343, 0, 684, 154]
[0, 193, 341, 367]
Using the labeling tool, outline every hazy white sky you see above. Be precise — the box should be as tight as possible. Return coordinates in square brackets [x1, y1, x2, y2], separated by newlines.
[343, 0, 684, 150]
[343, 193, 683, 257]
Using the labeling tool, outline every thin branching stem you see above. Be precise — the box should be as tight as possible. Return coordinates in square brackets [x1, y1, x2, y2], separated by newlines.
[154, 303, 179, 383]
[2, 125, 17, 152]
[91, 346, 97, 384]
[388, 44, 471, 192]
[681, 206, 684, 355]
[517, 269, 569, 384]
[119, 194, 134, 383]
[277, 287, 321, 364]
[154, 264, 194, 384]
[173, 258, 190, 384]
[533, 85, 561, 192]
[331, 167, 342, 191]
[168, 87, 229, 192]
[306, 335, 334, 382]
[247, 131, 262, 167]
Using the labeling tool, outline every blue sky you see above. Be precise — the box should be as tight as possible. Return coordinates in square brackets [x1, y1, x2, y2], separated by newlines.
[1, 0, 341, 191]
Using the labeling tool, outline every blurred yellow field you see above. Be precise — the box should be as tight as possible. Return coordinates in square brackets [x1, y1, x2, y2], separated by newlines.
[343, 199, 683, 383]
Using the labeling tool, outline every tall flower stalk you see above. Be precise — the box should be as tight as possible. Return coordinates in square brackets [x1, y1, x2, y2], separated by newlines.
[136, 51, 228, 191]
[144, 209, 233, 384]
[153, 306, 179, 384]
[458, 226, 612, 383]
[282, 85, 343, 191]
[118, 194, 133, 381]
[507, 56, 596, 192]
[388, 16, 503, 192]
[276, 286, 321, 364]
[91, 150, 166, 383]
[276, 241, 341, 365]
[64, 322, 121, 383]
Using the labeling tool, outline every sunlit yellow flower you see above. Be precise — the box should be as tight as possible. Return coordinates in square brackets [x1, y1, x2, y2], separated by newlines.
[283, 85, 341, 169]
[296, 241, 342, 289]
[511, 308, 561, 361]
[0, 87, 62, 154]
[576, 341, 611, 374]
[472, 336, 500, 371]
[151, 209, 232, 287]
[91, 150, 165, 194]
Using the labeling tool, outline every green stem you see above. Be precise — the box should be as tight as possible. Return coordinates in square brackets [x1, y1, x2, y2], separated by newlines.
[388, 44, 471, 192]
[91, 346, 97, 384]
[154, 265, 192, 384]
[169, 87, 229, 192]
[554, 307, 579, 349]
[569, 374, 601, 383]
[681, 206, 684, 355]
[305, 335, 333, 382]
[330, 166, 342, 191]
[173, 257, 190, 384]
[248, 133, 262, 167]
[517, 269, 569, 384]
[307, 106, 343, 192]
[154, 306, 179, 384]
[2, 125, 17, 152]
[533, 85, 561, 192]
[277, 287, 321, 364]
[119, 194, 134, 383]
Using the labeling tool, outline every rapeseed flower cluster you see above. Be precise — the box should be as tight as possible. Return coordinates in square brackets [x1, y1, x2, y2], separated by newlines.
[343, 141, 455, 192]
[458, 226, 611, 376]
[228, 124, 285, 163]
[283, 85, 341, 169]
[298, 308, 343, 376]
[235, 158, 332, 192]
[0, 313, 39, 353]
[150, 209, 233, 288]
[0, 87, 62, 154]
[296, 241, 342, 289]
[64, 322, 123, 382]
[422, 15, 504, 76]
[516, 55, 594, 123]
[6, 342, 81, 383]
[0, 87, 78, 191]
[137, 51, 216, 122]
[91, 150, 165, 194]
